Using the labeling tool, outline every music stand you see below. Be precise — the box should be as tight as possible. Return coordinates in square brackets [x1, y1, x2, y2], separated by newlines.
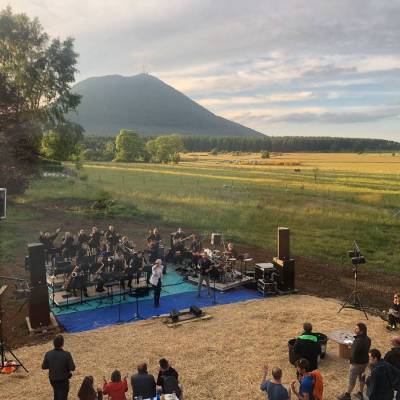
[211, 266, 219, 305]
[116, 280, 125, 324]
[127, 288, 142, 321]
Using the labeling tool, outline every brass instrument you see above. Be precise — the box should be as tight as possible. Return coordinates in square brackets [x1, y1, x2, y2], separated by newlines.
[63, 265, 79, 290]
[93, 262, 105, 281]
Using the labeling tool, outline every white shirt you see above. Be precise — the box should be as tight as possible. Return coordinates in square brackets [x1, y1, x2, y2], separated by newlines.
[150, 264, 163, 286]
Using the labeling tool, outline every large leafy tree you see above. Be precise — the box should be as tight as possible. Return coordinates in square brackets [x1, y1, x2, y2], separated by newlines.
[114, 129, 146, 162]
[0, 6, 81, 192]
[41, 122, 84, 161]
[146, 134, 184, 163]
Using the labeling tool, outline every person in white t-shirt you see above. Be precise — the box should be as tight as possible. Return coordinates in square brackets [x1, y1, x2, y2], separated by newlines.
[150, 259, 164, 307]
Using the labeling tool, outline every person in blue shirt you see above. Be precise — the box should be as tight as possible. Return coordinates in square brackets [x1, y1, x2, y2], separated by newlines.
[260, 363, 290, 400]
[291, 359, 314, 400]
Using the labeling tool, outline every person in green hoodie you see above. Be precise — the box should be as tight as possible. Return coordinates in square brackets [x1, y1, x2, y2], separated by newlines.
[293, 322, 321, 372]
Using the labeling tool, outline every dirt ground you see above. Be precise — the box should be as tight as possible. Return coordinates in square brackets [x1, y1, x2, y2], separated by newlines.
[0, 203, 395, 348]
[0, 295, 396, 400]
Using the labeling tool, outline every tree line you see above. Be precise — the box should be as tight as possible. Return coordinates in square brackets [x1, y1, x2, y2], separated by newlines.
[181, 135, 400, 153]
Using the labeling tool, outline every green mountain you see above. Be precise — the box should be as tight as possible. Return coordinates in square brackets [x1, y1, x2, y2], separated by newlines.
[68, 73, 264, 137]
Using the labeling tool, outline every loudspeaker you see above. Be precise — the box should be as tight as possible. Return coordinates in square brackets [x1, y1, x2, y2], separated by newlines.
[29, 285, 51, 328]
[273, 257, 295, 292]
[190, 305, 203, 317]
[277, 227, 290, 260]
[211, 233, 222, 246]
[28, 243, 47, 286]
[0, 188, 6, 219]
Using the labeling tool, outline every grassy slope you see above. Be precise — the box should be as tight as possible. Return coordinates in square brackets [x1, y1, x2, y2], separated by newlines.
[7, 152, 399, 273]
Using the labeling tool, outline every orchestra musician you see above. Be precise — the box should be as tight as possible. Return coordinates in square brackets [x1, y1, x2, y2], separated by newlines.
[77, 229, 89, 248]
[147, 228, 161, 247]
[119, 236, 135, 263]
[39, 228, 61, 251]
[190, 234, 202, 267]
[104, 225, 120, 253]
[226, 242, 238, 259]
[61, 232, 75, 259]
[88, 226, 102, 254]
[113, 253, 127, 290]
[197, 252, 213, 297]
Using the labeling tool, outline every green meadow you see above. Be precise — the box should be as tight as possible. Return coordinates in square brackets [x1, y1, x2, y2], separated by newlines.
[8, 152, 400, 273]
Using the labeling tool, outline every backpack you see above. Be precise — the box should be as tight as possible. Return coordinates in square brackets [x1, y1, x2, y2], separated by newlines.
[310, 370, 323, 400]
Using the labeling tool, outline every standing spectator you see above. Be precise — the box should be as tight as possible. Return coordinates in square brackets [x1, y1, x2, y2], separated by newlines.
[260, 363, 290, 400]
[157, 358, 182, 398]
[291, 359, 313, 400]
[131, 363, 156, 399]
[103, 370, 128, 400]
[366, 349, 396, 400]
[384, 338, 400, 400]
[387, 293, 400, 331]
[78, 376, 103, 400]
[293, 322, 321, 371]
[42, 334, 76, 400]
[337, 322, 371, 400]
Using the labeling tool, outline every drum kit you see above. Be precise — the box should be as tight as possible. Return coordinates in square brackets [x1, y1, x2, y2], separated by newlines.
[204, 248, 240, 283]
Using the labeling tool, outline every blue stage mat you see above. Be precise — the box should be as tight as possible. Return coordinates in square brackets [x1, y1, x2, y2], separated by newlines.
[55, 286, 263, 333]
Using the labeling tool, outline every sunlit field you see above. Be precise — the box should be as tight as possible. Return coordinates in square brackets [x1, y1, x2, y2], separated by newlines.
[11, 152, 398, 274]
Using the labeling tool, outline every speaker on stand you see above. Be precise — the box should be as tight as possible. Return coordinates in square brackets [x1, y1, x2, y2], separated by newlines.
[27, 243, 51, 329]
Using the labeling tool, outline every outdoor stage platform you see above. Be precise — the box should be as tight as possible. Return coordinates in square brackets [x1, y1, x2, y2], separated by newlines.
[187, 274, 253, 291]
[49, 267, 263, 333]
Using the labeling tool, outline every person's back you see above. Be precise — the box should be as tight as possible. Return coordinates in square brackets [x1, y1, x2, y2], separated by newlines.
[131, 363, 156, 399]
[261, 380, 289, 400]
[260, 365, 289, 400]
[103, 381, 128, 400]
[367, 360, 394, 400]
[163, 375, 182, 398]
[384, 346, 400, 370]
[294, 323, 321, 371]
[42, 347, 75, 381]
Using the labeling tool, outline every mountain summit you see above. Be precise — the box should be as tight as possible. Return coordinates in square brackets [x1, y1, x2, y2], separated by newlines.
[69, 73, 264, 137]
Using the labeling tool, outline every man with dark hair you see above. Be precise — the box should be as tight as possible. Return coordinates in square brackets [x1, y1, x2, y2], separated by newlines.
[338, 323, 371, 400]
[131, 362, 156, 399]
[260, 363, 290, 400]
[291, 358, 313, 400]
[366, 349, 396, 400]
[293, 322, 321, 371]
[157, 358, 182, 398]
[42, 334, 76, 400]
[384, 337, 400, 399]
[387, 293, 400, 331]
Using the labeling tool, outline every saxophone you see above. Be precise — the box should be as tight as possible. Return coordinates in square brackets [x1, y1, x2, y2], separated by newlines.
[63, 265, 79, 290]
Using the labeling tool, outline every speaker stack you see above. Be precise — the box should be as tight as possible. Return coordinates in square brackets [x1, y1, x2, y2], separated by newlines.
[27, 243, 51, 328]
[273, 227, 295, 292]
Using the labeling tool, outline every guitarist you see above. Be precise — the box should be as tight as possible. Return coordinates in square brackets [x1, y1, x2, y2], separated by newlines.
[190, 234, 202, 267]
[197, 252, 213, 298]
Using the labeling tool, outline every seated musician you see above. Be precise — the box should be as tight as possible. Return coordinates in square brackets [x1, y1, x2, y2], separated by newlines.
[105, 225, 120, 253]
[129, 252, 144, 287]
[88, 226, 102, 254]
[113, 253, 127, 290]
[148, 239, 158, 263]
[190, 235, 202, 267]
[77, 229, 89, 249]
[147, 228, 161, 246]
[119, 236, 135, 263]
[61, 232, 75, 259]
[226, 242, 239, 259]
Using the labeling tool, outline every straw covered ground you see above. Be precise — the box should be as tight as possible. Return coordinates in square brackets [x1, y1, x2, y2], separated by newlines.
[0, 295, 393, 399]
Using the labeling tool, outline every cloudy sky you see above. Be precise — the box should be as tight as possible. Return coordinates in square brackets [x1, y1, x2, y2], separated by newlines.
[4, 0, 400, 139]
